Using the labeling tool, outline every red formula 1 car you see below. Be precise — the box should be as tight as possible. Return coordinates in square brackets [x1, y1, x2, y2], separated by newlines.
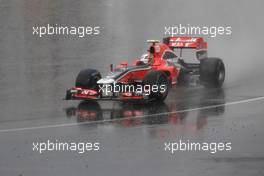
[65, 37, 225, 102]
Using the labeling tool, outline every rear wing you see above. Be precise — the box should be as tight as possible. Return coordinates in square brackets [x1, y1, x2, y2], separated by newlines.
[163, 37, 207, 50]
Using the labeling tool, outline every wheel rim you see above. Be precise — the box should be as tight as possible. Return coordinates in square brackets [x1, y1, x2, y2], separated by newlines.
[217, 62, 225, 84]
[156, 74, 169, 97]
[218, 69, 225, 82]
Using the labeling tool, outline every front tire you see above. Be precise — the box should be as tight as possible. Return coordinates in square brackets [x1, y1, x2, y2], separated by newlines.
[75, 69, 101, 89]
[143, 70, 170, 102]
[200, 58, 225, 88]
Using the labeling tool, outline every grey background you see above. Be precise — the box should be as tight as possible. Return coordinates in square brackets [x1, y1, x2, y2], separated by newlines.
[0, 0, 264, 175]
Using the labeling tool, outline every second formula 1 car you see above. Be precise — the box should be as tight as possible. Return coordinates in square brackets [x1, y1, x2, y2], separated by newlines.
[65, 37, 225, 102]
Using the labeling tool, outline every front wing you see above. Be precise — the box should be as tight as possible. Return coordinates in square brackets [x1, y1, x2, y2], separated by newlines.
[65, 87, 148, 101]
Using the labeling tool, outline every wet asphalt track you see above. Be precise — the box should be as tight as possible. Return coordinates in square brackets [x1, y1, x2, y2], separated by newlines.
[1, 0, 264, 175]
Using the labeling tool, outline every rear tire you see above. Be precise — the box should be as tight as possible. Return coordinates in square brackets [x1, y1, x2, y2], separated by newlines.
[177, 68, 189, 86]
[75, 69, 101, 89]
[143, 70, 170, 102]
[200, 58, 225, 88]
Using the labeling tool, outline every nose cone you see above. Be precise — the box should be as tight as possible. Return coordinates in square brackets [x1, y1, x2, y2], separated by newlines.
[97, 78, 115, 84]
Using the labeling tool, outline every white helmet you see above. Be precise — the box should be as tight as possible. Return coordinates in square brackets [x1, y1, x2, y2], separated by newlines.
[140, 53, 148, 64]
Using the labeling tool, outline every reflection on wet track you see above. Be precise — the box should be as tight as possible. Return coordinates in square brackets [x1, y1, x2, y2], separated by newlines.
[65, 87, 225, 132]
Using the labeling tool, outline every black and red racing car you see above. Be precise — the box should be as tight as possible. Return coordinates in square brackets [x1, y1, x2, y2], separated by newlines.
[65, 37, 225, 102]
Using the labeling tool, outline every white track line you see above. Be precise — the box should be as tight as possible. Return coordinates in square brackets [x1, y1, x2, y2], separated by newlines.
[0, 96, 264, 133]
